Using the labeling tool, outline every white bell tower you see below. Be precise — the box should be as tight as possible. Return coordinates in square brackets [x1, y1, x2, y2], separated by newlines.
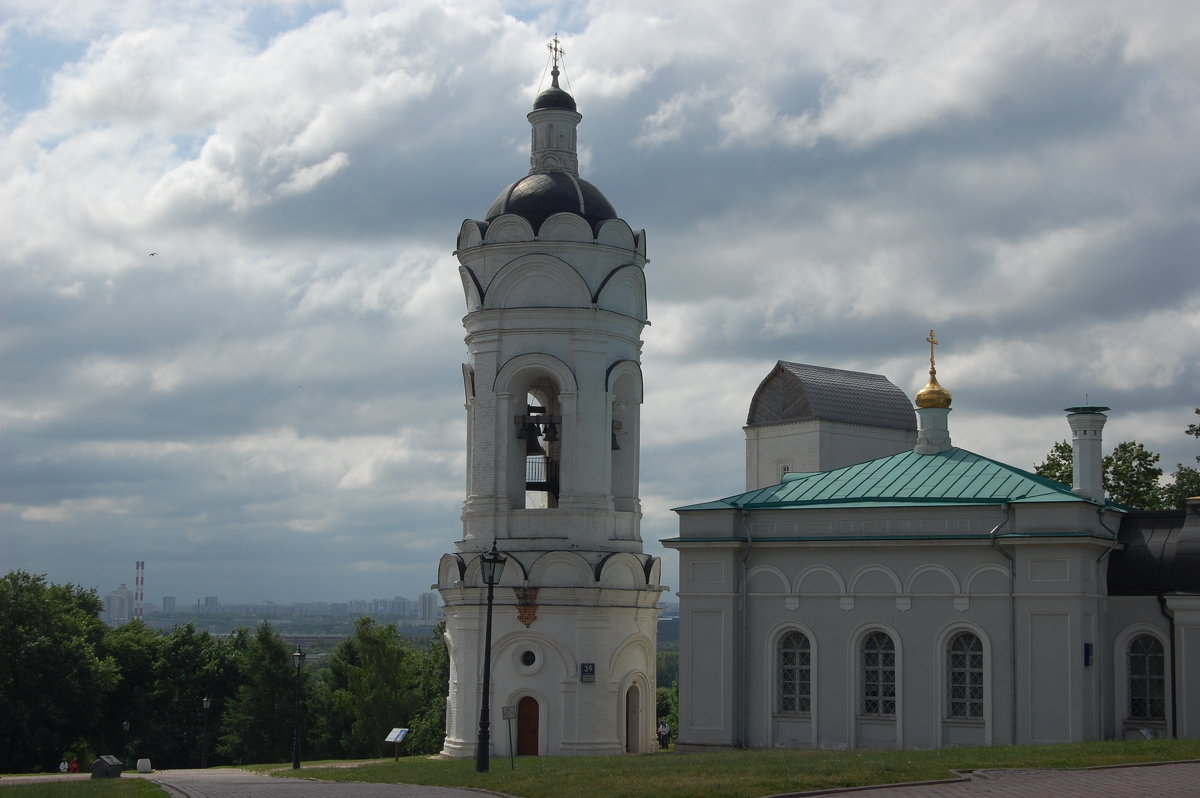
[436, 45, 662, 758]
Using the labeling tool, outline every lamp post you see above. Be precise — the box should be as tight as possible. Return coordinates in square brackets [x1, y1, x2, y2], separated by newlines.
[122, 720, 130, 765]
[475, 542, 508, 773]
[291, 645, 306, 770]
[201, 697, 211, 768]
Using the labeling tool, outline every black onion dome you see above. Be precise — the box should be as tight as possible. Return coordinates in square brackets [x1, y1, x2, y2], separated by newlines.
[485, 172, 617, 231]
[533, 83, 577, 111]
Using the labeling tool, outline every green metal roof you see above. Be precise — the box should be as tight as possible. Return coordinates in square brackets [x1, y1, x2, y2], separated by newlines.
[675, 447, 1125, 512]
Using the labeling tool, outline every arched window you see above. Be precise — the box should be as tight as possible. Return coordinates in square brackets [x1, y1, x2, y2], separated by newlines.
[777, 631, 810, 713]
[946, 632, 984, 719]
[1127, 634, 1166, 721]
[861, 631, 895, 716]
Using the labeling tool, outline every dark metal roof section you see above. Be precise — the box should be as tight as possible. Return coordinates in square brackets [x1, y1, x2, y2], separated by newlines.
[747, 361, 917, 431]
[534, 82, 577, 111]
[485, 172, 617, 232]
[1108, 499, 1200, 595]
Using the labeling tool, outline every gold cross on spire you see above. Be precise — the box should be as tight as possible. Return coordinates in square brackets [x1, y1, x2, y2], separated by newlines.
[926, 329, 939, 370]
[548, 34, 565, 69]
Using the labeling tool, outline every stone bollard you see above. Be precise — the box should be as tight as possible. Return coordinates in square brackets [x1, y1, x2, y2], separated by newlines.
[137, 758, 152, 773]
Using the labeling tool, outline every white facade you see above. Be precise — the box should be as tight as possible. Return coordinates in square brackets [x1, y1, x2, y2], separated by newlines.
[436, 66, 663, 758]
[667, 366, 1200, 750]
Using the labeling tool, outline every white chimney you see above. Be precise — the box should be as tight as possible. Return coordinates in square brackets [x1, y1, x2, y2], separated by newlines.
[1065, 405, 1108, 503]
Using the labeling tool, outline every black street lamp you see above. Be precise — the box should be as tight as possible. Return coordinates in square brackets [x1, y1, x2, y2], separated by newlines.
[291, 645, 306, 770]
[201, 697, 211, 768]
[122, 721, 130, 765]
[475, 542, 508, 773]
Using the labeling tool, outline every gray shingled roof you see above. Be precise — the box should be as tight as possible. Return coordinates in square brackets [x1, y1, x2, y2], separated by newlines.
[746, 362, 916, 431]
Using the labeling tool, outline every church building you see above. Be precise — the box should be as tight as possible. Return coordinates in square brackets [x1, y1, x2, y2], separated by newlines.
[435, 50, 663, 758]
[665, 337, 1200, 750]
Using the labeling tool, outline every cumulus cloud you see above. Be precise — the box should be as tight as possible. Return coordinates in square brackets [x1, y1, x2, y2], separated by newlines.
[1, 0, 1197, 604]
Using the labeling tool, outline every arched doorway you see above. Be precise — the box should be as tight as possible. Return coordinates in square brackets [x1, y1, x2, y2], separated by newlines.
[625, 684, 641, 753]
[517, 696, 539, 755]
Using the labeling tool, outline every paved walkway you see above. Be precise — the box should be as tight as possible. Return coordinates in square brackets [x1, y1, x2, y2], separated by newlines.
[3, 761, 1198, 797]
[0, 768, 498, 798]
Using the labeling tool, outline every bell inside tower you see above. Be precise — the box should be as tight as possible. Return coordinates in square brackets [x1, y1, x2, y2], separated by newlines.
[516, 389, 560, 508]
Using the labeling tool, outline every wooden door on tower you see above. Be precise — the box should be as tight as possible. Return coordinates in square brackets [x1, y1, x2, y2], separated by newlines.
[517, 696, 539, 755]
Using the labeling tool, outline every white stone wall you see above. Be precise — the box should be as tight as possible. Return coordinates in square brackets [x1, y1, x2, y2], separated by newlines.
[745, 420, 916, 489]
[669, 503, 1130, 750]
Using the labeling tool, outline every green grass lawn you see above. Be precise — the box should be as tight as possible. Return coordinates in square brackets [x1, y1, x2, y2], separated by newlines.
[0, 779, 166, 798]
[264, 738, 1200, 798]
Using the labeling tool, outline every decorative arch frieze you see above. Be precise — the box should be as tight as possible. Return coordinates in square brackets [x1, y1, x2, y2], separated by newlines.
[794, 564, 847, 595]
[492, 629, 578, 682]
[963, 563, 1009, 594]
[594, 265, 648, 320]
[527, 550, 594, 587]
[438, 553, 467, 588]
[595, 552, 648, 588]
[748, 564, 790, 594]
[486, 255, 592, 309]
[457, 219, 485, 251]
[904, 564, 961, 595]
[493, 352, 578, 396]
[848, 564, 903, 595]
[482, 214, 536, 244]
[462, 550, 526, 588]
[459, 265, 484, 310]
[595, 218, 637, 250]
[538, 212, 594, 243]
[605, 359, 644, 403]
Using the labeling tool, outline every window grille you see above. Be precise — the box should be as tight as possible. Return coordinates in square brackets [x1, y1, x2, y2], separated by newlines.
[861, 631, 896, 716]
[946, 632, 984, 719]
[777, 631, 811, 713]
[1127, 634, 1166, 721]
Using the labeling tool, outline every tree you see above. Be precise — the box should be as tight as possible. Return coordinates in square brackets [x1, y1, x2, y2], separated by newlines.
[0, 571, 117, 773]
[1164, 408, 1200, 509]
[217, 623, 301, 765]
[1034, 440, 1073, 486]
[315, 617, 421, 759]
[1104, 441, 1166, 509]
[1035, 440, 1167, 509]
[404, 622, 450, 755]
[141, 622, 237, 768]
[655, 685, 678, 746]
[99, 620, 162, 764]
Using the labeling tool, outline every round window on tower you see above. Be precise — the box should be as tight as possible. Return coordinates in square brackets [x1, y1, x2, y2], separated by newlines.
[513, 643, 543, 675]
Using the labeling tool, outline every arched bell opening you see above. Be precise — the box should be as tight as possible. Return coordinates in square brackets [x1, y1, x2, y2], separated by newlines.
[516, 382, 561, 509]
[608, 365, 641, 514]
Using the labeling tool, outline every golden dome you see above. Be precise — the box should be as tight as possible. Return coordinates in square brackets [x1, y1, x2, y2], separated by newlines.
[915, 329, 952, 409]
[915, 369, 952, 409]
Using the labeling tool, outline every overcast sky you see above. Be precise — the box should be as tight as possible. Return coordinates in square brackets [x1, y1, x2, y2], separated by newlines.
[2, 0, 1197, 608]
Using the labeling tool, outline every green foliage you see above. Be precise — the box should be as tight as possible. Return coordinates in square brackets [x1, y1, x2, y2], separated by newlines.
[1104, 440, 1166, 509]
[403, 622, 450, 755]
[216, 622, 301, 765]
[1164, 408, 1200, 509]
[1034, 439, 1074, 486]
[313, 618, 424, 758]
[655, 684, 678, 745]
[0, 571, 117, 773]
[1038, 410, 1200, 511]
[0, 778, 168, 797]
[139, 623, 237, 769]
[1164, 465, 1200, 509]
[656, 645, 678, 689]
[1036, 439, 1168, 509]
